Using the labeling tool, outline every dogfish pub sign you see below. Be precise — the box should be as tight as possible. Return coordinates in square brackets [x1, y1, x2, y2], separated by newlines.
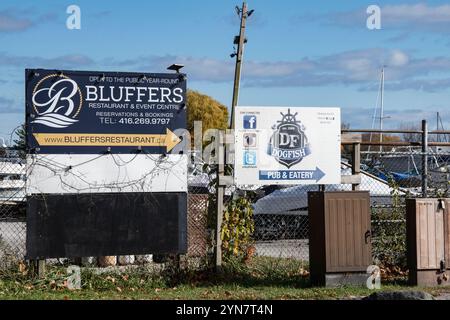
[26, 69, 186, 154]
[235, 106, 341, 186]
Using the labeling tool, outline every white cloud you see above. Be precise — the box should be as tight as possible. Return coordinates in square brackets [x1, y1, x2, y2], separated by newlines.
[0, 96, 19, 113]
[389, 50, 409, 67]
[342, 107, 450, 130]
[0, 11, 32, 32]
[2, 48, 450, 92]
[0, 9, 56, 33]
[107, 55, 313, 82]
[31, 49, 450, 92]
[241, 48, 450, 92]
[382, 3, 450, 24]
[306, 3, 450, 35]
[0, 53, 94, 69]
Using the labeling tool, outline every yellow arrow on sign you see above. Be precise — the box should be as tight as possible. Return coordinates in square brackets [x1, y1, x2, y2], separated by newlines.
[33, 129, 181, 152]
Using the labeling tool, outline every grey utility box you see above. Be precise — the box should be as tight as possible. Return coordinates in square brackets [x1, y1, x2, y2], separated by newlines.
[308, 191, 372, 287]
[406, 198, 450, 286]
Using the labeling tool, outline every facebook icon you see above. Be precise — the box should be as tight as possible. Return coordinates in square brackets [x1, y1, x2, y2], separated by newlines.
[243, 115, 257, 129]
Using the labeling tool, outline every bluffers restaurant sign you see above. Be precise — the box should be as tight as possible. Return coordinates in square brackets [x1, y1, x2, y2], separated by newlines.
[26, 69, 186, 154]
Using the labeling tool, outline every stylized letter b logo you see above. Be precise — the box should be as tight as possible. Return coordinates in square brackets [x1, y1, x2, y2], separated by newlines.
[31, 74, 82, 128]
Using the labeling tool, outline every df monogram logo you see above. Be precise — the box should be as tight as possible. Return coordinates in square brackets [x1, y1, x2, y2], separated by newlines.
[267, 109, 311, 168]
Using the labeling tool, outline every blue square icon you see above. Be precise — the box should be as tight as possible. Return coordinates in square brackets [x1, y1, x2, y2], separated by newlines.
[243, 151, 257, 166]
[243, 115, 257, 129]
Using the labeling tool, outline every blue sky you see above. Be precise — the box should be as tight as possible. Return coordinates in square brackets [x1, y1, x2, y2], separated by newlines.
[2, 0, 450, 142]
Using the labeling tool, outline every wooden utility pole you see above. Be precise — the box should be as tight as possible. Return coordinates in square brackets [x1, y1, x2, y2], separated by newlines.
[229, 2, 249, 130]
[216, 2, 251, 271]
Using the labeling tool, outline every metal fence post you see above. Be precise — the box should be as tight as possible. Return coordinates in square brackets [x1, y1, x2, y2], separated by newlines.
[215, 131, 225, 272]
[421, 119, 428, 198]
[38, 259, 46, 278]
[352, 142, 361, 191]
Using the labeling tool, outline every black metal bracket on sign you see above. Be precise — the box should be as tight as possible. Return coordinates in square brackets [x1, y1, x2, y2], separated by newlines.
[438, 199, 446, 211]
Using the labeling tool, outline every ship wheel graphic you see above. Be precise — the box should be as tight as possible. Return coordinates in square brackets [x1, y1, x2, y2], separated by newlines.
[277, 109, 300, 127]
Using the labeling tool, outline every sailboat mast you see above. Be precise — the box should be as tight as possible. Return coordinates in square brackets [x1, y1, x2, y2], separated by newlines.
[437, 112, 440, 143]
[379, 67, 385, 153]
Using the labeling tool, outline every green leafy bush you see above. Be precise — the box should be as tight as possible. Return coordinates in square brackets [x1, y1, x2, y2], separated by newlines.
[371, 177, 407, 272]
[221, 197, 255, 261]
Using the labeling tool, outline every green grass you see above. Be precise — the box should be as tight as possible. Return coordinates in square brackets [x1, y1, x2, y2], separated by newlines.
[0, 282, 414, 300]
[0, 257, 448, 300]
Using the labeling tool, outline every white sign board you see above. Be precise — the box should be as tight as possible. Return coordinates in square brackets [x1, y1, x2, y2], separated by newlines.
[26, 154, 187, 194]
[235, 106, 341, 186]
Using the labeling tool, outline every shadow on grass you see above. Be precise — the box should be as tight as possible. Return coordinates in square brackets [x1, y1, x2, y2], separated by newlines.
[164, 256, 313, 289]
[0, 256, 411, 296]
[165, 256, 411, 290]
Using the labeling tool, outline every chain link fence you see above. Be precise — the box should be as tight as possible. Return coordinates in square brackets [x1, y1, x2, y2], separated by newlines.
[360, 148, 450, 272]
[0, 154, 26, 268]
[1, 146, 450, 273]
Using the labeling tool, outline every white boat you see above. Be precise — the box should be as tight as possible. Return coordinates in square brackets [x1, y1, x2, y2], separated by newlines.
[0, 159, 26, 202]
